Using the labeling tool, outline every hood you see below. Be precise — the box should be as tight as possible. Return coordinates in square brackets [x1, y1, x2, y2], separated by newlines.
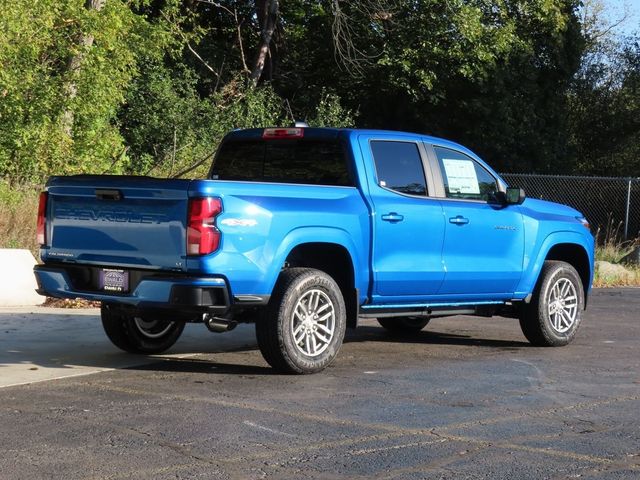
[520, 198, 584, 219]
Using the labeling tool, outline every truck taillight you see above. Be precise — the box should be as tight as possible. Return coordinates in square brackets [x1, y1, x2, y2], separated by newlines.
[187, 197, 222, 256]
[37, 192, 48, 246]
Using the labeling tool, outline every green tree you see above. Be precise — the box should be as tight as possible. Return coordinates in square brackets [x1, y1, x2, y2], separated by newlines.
[569, 36, 640, 176]
[3, 0, 634, 183]
[272, 1, 585, 172]
[0, 0, 168, 182]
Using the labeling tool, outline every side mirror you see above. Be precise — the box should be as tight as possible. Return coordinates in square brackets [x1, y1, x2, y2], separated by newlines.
[506, 187, 525, 205]
[488, 190, 507, 206]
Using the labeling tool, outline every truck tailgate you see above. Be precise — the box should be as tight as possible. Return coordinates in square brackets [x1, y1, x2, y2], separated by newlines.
[44, 176, 191, 271]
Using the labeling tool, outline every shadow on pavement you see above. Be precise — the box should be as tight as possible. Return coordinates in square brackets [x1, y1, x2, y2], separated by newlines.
[128, 356, 274, 376]
[345, 325, 530, 349]
[124, 324, 530, 377]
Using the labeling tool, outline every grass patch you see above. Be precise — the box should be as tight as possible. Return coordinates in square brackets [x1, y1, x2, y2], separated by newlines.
[593, 221, 640, 287]
[0, 182, 40, 256]
[594, 266, 640, 287]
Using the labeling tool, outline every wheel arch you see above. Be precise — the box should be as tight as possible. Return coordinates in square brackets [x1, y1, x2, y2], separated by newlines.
[516, 231, 594, 303]
[545, 243, 592, 298]
[283, 241, 359, 328]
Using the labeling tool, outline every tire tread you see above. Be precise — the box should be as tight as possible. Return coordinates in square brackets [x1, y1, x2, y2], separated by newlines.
[519, 260, 584, 347]
[256, 268, 346, 374]
[101, 304, 185, 354]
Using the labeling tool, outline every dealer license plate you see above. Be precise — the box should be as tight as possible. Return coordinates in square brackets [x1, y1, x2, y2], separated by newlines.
[99, 269, 129, 293]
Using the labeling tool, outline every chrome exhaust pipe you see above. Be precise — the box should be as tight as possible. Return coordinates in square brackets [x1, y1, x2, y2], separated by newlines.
[204, 314, 237, 333]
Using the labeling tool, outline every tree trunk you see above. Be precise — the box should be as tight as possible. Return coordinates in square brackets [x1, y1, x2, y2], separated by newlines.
[61, 0, 106, 137]
[250, 0, 278, 87]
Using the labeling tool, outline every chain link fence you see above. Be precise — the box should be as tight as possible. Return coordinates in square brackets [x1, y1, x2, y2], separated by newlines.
[501, 174, 640, 241]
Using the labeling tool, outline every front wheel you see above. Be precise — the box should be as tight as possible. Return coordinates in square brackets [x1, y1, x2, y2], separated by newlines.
[101, 304, 185, 354]
[519, 261, 584, 346]
[256, 268, 347, 374]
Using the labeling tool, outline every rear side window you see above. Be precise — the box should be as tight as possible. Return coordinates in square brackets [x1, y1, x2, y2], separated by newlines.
[211, 140, 352, 186]
[370, 141, 427, 196]
[434, 146, 498, 201]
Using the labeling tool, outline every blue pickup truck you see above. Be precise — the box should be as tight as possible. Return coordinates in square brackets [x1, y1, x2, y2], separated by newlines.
[34, 127, 594, 373]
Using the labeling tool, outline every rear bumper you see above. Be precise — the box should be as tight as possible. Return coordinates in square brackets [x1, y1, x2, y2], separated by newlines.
[34, 265, 233, 313]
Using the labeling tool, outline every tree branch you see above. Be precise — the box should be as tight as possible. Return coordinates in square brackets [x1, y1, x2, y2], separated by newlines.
[185, 41, 220, 78]
[61, 0, 106, 137]
[329, 0, 387, 77]
[160, 9, 219, 79]
[195, 0, 250, 73]
[250, 0, 279, 87]
[101, 146, 129, 174]
[171, 149, 217, 178]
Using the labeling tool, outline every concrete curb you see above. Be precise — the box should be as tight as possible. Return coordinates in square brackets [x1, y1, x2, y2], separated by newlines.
[0, 249, 44, 306]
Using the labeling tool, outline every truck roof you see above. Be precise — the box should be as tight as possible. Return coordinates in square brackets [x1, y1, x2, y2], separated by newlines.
[223, 127, 472, 155]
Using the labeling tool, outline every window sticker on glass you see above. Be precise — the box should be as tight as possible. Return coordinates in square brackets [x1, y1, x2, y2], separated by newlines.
[442, 159, 480, 194]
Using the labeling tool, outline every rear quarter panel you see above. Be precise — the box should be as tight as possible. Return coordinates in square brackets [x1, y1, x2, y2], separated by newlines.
[186, 180, 370, 300]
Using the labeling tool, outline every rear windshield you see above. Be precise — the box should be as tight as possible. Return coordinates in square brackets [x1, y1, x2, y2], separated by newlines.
[210, 139, 353, 186]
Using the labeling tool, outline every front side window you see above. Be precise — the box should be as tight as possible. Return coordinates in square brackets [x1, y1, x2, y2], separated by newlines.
[370, 141, 427, 196]
[434, 146, 498, 201]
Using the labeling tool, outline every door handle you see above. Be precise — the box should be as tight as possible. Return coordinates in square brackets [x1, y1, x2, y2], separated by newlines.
[449, 215, 469, 225]
[381, 212, 404, 223]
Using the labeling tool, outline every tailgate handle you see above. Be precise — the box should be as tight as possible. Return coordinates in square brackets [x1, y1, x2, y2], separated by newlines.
[95, 189, 123, 201]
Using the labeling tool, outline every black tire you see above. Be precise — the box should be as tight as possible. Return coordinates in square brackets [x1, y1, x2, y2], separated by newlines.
[101, 304, 185, 354]
[256, 268, 347, 374]
[377, 317, 430, 332]
[519, 260, 584, 347]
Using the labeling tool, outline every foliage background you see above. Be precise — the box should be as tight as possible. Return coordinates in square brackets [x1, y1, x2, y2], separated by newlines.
[0, 0, 637, 182]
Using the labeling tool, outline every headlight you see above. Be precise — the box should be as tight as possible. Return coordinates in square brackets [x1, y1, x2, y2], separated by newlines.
[576, 216, 590, 230]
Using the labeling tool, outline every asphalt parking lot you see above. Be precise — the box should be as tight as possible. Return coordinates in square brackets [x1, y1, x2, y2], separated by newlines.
[1, 288, 639, 480]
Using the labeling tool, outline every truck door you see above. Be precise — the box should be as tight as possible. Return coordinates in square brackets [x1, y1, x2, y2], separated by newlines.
[358, 136, 446, 300]
[431, 145, 525, 295]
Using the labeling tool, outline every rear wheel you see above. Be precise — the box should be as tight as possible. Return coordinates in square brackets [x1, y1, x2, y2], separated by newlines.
[519, 261, 584, 346]
[101, 304, 185, 354]
[256, 268, 346, 374]
[377, 317, 430, 332]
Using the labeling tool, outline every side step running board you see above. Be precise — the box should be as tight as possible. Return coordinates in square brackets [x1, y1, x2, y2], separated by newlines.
[359, 303, 503, 319]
